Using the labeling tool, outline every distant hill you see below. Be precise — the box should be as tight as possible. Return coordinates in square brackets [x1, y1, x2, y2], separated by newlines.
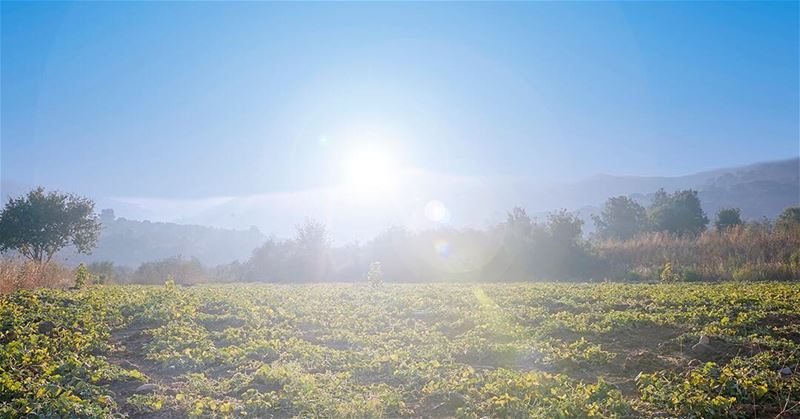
[530, 158, 799, 234]
[557, 158, 798, 221]
[57, 211, 266, 267]
[4, 158, 798, 263]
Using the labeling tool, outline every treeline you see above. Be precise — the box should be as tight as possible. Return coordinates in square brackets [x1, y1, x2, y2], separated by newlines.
[92, 189, 800, 285]
[59, 209, 266, 267]
[2, 187, 799, 288]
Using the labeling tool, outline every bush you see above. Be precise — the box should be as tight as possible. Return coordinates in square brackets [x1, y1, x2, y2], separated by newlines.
[74, 263, 91, 288]
[679, 267, 705, 282]
[597, 222, 800, 281]
[659, 262, 679, 283]
[0, 259, 72, 293]
[732, 263, 796, 282]
[367, 262, 384, 288]
[87, 261, 118, 284]
[790, 249, 800, 274]
[131, 256, 208, 285]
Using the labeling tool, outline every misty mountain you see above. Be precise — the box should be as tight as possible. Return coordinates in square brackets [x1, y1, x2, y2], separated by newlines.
[524, 158, 799, 232]
[57, 211, 266, 268]
[3, 158, 797, 266]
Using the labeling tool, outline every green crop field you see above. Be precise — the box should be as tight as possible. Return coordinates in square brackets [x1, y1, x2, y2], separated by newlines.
[2, 282, 799, 418]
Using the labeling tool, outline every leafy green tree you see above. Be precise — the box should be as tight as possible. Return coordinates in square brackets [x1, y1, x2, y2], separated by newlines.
[0, 187, 101, 264]
[547, 209, 584, 246]
[714, 208, 743, 231]
[648, 189, 708, 236]
[775, 206, 800, 231]
[592, 196, 648, 240]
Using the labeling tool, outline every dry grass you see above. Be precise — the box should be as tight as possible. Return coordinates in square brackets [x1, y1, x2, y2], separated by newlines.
[0, 258, 73, 293]
[596, 223, 800, 281]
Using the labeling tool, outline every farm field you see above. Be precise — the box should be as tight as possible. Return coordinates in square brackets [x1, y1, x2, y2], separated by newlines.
[1, 282, 799, 418]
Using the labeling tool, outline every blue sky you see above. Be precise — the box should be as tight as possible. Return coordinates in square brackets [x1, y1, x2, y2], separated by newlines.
[2, 1, 798, 203]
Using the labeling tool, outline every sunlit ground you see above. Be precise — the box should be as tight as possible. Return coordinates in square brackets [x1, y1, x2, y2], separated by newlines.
[6, 281, 798, 417]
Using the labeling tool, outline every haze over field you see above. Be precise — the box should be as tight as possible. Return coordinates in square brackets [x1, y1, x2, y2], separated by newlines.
[2, 2, 798, 241]
[1, 1, 798, 266]
[2, 3, 800, 418]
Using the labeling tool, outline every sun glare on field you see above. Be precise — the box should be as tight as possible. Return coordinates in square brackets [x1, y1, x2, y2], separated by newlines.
[343, 148, 402, 196]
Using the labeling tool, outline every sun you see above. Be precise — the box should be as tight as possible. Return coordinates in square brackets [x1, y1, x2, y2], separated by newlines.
[343, 148, 401, 195]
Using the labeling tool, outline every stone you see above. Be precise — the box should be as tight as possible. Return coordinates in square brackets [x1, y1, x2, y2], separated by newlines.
[37, 321, 56, 335]
[135, 383, 158, 393]
[691, 335, 710, 351]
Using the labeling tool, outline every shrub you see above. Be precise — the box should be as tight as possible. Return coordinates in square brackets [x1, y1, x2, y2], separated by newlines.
[132, 256, 208, 285]
[0, 258, 72, 293]
[74, 263, 92, 288]
[367, 262, 384, 288]
[790, 249, 800, 274]
[731, 263, 796, 282]
[775, 206, 800, 232]
[714, 208, 743, 231]
[680, 267, 704, 282]
[87, 261, 118, 284]
[597, 222, 800, 281]
[659, 262, 680, 283]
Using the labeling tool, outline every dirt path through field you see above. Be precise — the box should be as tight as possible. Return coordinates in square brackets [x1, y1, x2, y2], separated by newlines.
[106, 323, 182, 417]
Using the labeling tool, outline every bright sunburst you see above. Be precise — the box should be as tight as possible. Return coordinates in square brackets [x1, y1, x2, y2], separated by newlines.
[343, 148, 401, 195]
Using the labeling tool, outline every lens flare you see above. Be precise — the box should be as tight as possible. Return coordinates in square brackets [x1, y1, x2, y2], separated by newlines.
[424, 200, 448, 222]
[434, 239, 450, 257]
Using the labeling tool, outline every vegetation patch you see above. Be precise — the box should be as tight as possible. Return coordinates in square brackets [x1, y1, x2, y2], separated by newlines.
[1, 282, 799, 417]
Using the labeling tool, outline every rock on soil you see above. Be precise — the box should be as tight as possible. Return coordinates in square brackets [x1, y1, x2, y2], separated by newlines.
[691, 335, 710, 351]
[135, 383, 158, 393]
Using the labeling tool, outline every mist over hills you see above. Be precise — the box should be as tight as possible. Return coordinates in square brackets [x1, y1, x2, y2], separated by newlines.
[529, 157, 800, 231]
[55, 212, 266, 268]
[2, 157, 798, 267]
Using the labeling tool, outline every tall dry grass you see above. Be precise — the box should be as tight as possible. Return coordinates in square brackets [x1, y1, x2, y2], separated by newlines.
[0, 258, 73, 293]
[596, 223, 800, 281]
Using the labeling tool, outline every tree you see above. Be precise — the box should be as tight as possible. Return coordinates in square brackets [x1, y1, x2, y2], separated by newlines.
[547, 209, 584, 246]
[714, 208, 743, 231]
[648, 189, 708, 236]
[0, 187, 101, 264]
[99, 208, 116, 224]
[539, 209, 594, 280]
[775, 206, 800, 232]
[291, 218, 331, 282]
[592, 196, 648, 240]
[503, 207, 533, 251]
[245, 238, 295, 282]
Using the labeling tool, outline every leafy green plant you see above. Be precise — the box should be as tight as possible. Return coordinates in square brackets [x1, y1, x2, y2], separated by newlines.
[659, 262, 679, 282]
[74, 263, 91, 289]
[2, 281, 798, 417]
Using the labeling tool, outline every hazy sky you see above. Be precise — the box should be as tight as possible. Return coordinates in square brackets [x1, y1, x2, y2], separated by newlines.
[2, 1, 798, 201]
